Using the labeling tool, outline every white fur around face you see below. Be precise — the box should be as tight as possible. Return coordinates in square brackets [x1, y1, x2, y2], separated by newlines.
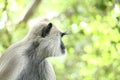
[0, 21, 66, 80]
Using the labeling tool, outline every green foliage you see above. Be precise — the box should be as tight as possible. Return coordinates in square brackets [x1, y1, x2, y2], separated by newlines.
[0, 0, 120, 80]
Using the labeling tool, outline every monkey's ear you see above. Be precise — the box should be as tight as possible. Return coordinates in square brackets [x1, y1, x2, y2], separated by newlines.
[41, 23, 52, 37]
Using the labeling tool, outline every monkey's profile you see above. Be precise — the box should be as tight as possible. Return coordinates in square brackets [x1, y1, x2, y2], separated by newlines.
[0, 21, 66, 80]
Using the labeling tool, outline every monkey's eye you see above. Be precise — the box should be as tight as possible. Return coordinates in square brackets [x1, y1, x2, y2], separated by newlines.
[61, 32, 67, 37]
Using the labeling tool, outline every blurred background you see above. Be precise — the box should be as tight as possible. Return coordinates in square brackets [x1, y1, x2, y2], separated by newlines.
[0, 0, 120, 80]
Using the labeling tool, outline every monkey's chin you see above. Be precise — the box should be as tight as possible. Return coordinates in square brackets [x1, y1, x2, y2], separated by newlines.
[61, 49, 65, 54]
[53, 49, 67, 57]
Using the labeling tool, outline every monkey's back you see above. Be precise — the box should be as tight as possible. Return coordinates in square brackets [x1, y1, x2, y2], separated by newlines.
[0, 40, 30, 80]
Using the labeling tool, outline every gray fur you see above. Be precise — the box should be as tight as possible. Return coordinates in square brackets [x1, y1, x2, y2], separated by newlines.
[0, 21, 65, 80]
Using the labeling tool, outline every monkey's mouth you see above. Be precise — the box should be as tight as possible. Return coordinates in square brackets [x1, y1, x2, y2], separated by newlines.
[60, 41, 65, 54]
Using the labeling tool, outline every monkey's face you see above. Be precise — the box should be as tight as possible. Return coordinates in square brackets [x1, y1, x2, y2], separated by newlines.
[31, 22, 66, 58]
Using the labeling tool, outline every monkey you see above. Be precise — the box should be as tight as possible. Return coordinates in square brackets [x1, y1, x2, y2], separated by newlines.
[0, 21, 66, 80]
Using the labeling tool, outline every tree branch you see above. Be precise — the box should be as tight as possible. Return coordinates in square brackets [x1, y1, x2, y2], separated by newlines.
[18, 0, 42, 24]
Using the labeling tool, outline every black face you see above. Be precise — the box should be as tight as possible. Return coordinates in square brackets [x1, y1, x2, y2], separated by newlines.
[60, 32, 66, 54]
[60, 40, 65, 53]
[41, 23, 66, 55]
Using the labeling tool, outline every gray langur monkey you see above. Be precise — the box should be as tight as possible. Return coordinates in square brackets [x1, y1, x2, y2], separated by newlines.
[0, 21, 66, 80]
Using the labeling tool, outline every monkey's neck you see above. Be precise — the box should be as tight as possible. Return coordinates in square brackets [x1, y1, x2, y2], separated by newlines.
[16, 42, 56, 80]
[17, 54, 56, 80]
[17, 59, 56, 80]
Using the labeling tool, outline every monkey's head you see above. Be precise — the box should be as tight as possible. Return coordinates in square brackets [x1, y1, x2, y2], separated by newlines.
[27, 21, 66, 58]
